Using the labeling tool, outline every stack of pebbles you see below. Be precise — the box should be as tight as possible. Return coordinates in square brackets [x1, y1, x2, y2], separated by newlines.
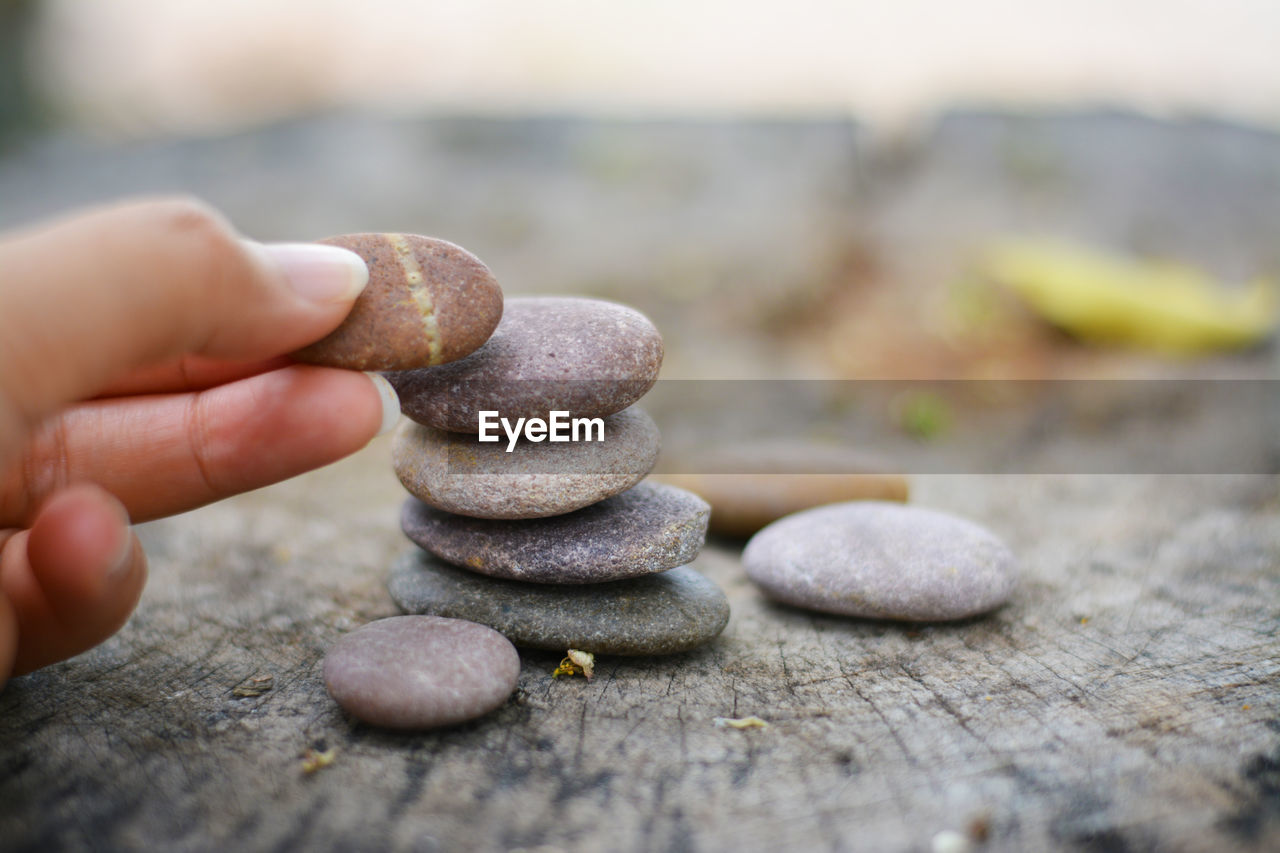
[385, 295, 729, 658]
[308, 234, 727, 729]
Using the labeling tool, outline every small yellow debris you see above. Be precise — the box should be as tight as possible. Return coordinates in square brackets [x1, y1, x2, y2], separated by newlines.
[301, 747, 336, 774]
[1079, 617, 1089, 625]
[1243, 704, 1252, 711]
[552, 650, 595, 680]
[982, 239, 1279, 354]
[232, 674, 274, 698]
[713, 716, 770, 730]
[566, 649, 595, 680]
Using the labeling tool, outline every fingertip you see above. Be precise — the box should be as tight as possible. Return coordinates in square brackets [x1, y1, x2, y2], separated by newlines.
[8, 485, 147, 676]
[27, 484, 134, 601]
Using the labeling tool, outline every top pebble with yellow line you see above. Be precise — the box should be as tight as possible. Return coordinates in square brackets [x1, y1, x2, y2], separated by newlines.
[292, 233, 504, 371]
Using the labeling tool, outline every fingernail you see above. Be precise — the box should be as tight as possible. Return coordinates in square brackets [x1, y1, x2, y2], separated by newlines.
[104, 499, 135, 583]
[365, 372, 401, 436]
[251, 242, 369, 304]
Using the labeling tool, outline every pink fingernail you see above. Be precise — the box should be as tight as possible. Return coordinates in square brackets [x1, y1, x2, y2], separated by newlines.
[251, 242, 370, 304]
[103, 498, 135, 582]
[365, 373, 402, 436]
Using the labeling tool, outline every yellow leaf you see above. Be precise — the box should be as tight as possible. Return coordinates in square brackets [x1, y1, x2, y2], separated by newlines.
[982, 239, 1278, 354]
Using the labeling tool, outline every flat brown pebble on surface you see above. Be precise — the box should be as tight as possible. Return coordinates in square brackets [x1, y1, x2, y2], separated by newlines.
[387, 296, 663, 432]
[659, 472, 909, 537]
[657, 442, 909, 537]
[322, 615, 520, 730]
[742, 502, 1017, 621]
[389, 552, 730, 655]
[392, 407, 661, 519]
[401, 480, 710, 583]
[292, 233, 503, 371]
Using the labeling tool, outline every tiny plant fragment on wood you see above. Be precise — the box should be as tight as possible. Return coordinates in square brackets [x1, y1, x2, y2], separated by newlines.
[713, 716, 769, 729]
[552, 649, 595, 680]
[301, 747, 336, 774]
[232, 674, 274, 698]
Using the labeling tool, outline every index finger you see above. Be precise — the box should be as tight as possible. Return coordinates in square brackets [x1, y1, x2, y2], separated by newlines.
[0, 197, 368, 464]
[94, 354, 293, 398]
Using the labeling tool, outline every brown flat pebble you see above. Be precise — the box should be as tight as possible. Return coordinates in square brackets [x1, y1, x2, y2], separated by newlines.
[292, 233, 503, 371]
[401, 480, 710, 583]
[659, 473, 909, 537]
[322, 616, 519, 730]
[387, 297, 663, 432]
[657, 443, 908, 537]
[392, 407, 661, 519]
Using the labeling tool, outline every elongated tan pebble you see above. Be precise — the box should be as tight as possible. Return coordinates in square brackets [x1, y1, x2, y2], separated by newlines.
[292, 233, 503, 371]
[657, 472, 909, 537]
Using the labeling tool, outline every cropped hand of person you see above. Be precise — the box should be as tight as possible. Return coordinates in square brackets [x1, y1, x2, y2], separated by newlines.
[0, 198, 399, 689]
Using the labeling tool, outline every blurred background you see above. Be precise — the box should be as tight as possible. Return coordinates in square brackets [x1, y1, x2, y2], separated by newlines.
[1, 0, 1277, 394]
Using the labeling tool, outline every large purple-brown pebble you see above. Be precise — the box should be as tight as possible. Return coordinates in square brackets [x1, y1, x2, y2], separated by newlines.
[392, 407, 661, 519]
[401, 480, 710, 583]
[322, 615, 519, 729]
[292, 233, 503, 371]
[388, 297, 663, 432]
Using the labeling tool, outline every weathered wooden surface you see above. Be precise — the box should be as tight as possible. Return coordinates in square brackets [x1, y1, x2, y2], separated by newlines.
[1, 114, 1278, 851]
[1, 464, 1277, 852]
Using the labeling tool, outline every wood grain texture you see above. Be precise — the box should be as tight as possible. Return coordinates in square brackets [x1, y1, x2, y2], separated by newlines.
[1, 112, 1278, 852]
[1, 449, 1276, 852]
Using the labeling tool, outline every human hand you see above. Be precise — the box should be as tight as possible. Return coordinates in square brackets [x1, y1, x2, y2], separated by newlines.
[0, 198, 400, 689]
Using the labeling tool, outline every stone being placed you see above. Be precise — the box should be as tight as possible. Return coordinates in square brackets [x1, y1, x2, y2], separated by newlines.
[292, 233, 503, 371]
[401, 480, 709, 583]
[742, 502, 1016, 621]
[322, 615, 520, 730]
[386, 297, 663, 432]
[392, 407, 661, 519]
[389, 551, 730, 655]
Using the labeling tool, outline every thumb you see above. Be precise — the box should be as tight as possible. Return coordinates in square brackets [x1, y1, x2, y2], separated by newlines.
[0, 197, 368, 459]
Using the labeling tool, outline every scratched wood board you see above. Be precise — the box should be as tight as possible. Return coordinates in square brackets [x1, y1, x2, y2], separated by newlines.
[1, 113, 1279, 852]
[1, 451, 1277, 852]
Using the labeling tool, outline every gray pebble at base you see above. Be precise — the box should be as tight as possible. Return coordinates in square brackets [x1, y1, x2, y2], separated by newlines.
[322, 616, 520, 730]
[389, 551, 730, 655]
[742, 502, 1017, 621]
[386, 296, 664, 433]
[391, 407, 661, 519]
[401, 480, 710, 583]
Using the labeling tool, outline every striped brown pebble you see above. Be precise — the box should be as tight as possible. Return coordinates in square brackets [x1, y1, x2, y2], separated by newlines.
[291, 233, 504, 371]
